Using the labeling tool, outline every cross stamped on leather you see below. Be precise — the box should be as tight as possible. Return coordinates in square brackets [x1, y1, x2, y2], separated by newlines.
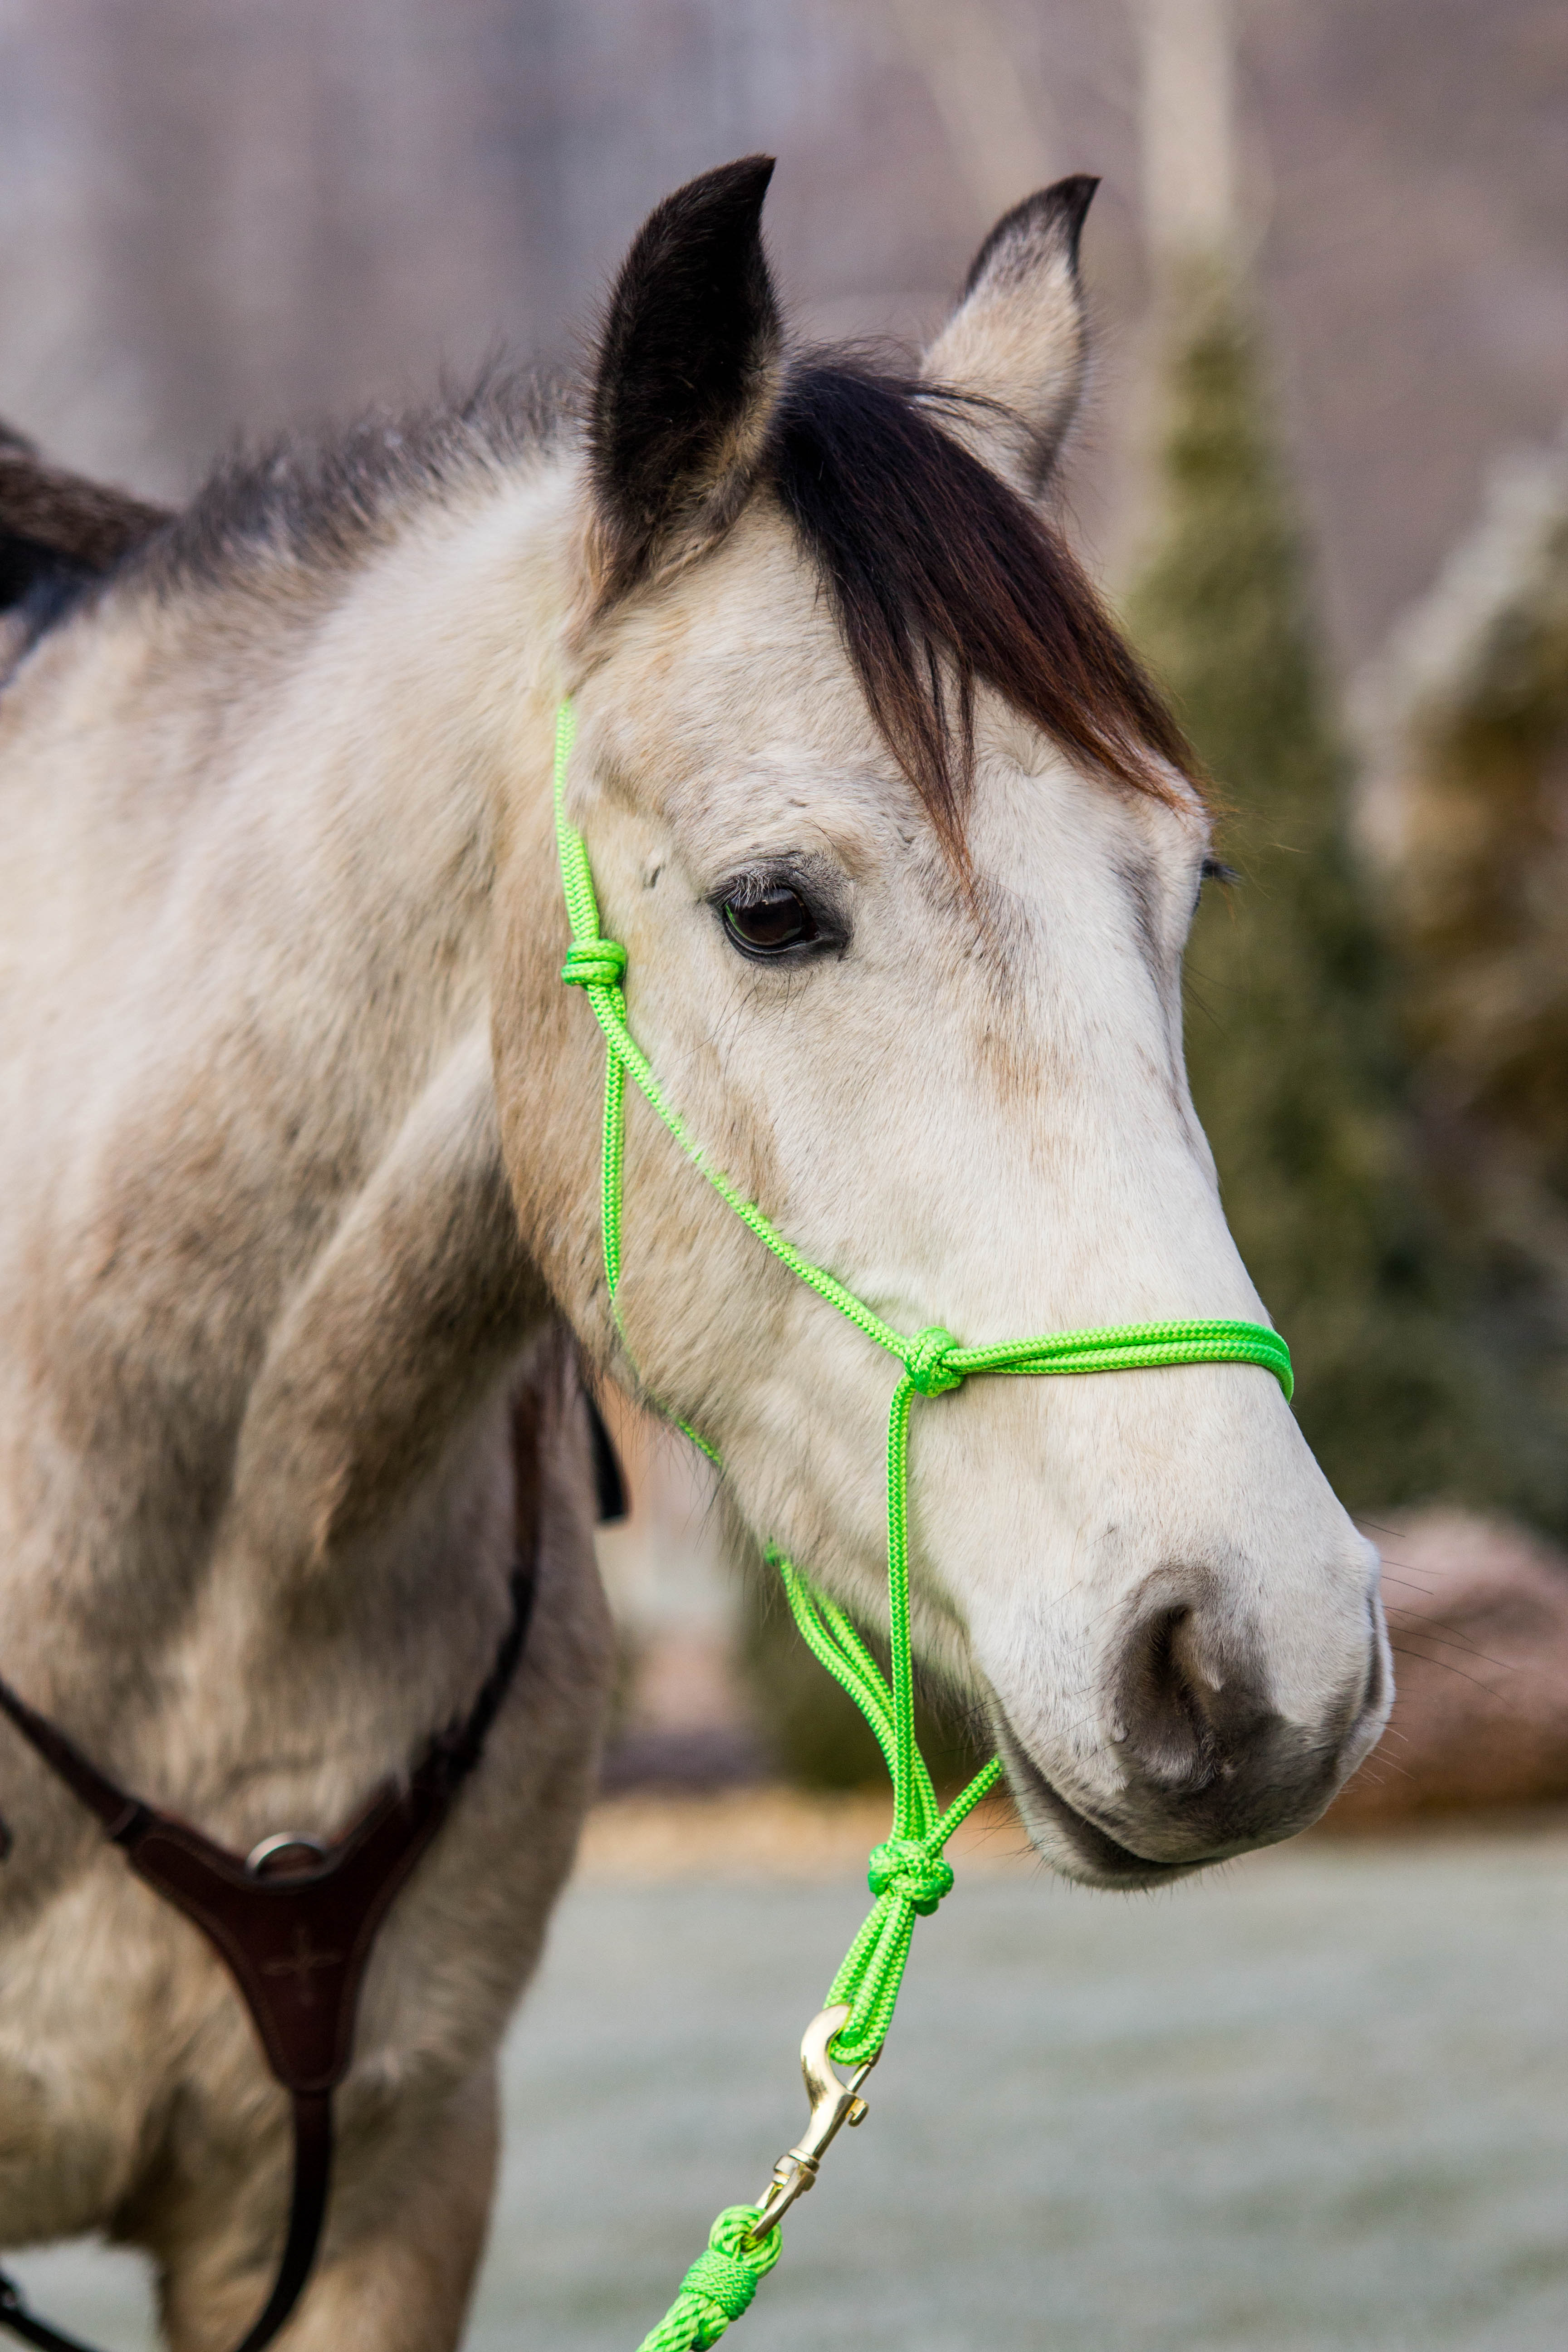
[261, 1923, 343, 2004]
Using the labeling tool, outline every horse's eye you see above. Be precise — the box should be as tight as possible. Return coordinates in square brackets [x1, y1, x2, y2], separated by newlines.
[722, 885, 819, 956]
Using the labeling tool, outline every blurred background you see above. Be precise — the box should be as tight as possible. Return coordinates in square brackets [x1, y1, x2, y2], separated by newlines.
[5, 0, 1568, 2344]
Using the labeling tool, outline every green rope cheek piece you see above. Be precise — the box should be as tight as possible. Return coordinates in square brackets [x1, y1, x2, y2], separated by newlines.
[551, 700, 1293, 2350]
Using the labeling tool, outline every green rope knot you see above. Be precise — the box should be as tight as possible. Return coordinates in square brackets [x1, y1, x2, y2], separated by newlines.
[867, 1836, 954, 1916]
[639, 2208, 781, 2352]
[906, 1324, 963, 1396]
[561, 937, 628, 988]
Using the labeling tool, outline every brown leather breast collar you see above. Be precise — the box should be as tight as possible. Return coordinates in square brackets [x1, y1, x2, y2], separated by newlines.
[0, 1557, 539, 2352]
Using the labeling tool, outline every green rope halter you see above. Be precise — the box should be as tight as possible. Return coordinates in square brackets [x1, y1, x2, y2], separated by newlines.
[551, 699, 1292, 2348]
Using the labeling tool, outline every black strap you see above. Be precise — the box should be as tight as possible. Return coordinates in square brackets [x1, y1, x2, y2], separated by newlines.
[0, 1673, 142, 1841]
[0, 2277, 94, 2352]
[231, 2097, 332, 2352]
[584, 1387, 628, 1524]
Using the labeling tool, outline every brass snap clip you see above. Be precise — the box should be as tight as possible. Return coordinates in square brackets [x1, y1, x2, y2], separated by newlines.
[748, 2002, 877, 2240]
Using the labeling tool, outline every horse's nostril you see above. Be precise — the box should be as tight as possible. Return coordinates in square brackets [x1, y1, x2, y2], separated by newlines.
[1114, 1587, 1273, 1797]
[1118, 1602, 1205, 1787]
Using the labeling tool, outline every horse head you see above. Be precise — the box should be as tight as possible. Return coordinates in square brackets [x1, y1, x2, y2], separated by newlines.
[495, 158, 1390, 1888]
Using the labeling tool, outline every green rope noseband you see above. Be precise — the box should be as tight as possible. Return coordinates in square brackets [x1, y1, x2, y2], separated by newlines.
[552, 698, 1292, 2350]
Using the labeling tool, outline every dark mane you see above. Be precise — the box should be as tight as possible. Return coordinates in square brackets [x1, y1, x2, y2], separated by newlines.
[94, 352, 1193, 847]
[765, 361, 1199, 843]
[126, 367, 569, 600]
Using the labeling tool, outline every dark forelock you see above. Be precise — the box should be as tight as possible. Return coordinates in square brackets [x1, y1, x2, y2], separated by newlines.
[764, 360, 1199, 850]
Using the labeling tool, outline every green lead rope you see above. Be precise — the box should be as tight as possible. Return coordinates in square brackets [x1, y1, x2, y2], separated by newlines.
[552, 700, 1293, 2349]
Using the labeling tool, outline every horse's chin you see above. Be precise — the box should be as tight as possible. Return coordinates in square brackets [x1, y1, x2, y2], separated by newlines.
[988, 1707, 1214, 1891]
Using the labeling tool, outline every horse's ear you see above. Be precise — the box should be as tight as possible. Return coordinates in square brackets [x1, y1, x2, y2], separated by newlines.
[0, 421, 170, 577]
[921, 175, 1098, 500]
[588, 155, 782, 599]
[0, 423, 170, 666]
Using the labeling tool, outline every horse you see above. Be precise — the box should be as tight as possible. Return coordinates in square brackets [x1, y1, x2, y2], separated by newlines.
[0, 157, 1391, 2349]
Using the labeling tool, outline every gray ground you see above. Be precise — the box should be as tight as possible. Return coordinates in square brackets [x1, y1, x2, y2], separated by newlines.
[12, 1827, 1568, 2350]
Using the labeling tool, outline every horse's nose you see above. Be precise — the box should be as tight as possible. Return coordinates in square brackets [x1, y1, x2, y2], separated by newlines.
[1115, 1585, 1272, 1790]
[1109, 1570, 1378, 1856]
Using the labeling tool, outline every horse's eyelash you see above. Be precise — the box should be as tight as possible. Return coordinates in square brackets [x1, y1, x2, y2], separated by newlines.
[1201, 856, 1238, 886]
[722, 870, 790, 908]
[717, 865, 842, 926]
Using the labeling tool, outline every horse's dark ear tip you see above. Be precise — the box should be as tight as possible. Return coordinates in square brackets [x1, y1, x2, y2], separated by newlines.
[723, 152, 776, 191]
[1045, 174, 1100, 249]
[961, 173, 1101, 299]
[678, 153, 776, 222]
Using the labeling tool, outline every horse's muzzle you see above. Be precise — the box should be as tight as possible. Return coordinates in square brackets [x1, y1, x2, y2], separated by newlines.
[994, 1568, 1390, 1887]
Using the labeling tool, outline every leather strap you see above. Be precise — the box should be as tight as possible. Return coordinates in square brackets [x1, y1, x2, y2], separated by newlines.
[0, 2099, 330, 2352]
[0, 2279, 94, 2352]
[0, 2277, 94, 2352]
[584, 1386, 628, 1524]
[231, 2096, 332, 2352]
[0, 1559, 537, 2352]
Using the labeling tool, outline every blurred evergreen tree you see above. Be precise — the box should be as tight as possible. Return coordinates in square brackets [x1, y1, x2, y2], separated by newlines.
[1125, 270, 1561, 1524]
[1362, 438, 1568, 1474]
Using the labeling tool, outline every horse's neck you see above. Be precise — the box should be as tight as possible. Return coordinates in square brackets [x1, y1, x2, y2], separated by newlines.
[0, 457, 581, 1755]
[182, 463, 580, 1148]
